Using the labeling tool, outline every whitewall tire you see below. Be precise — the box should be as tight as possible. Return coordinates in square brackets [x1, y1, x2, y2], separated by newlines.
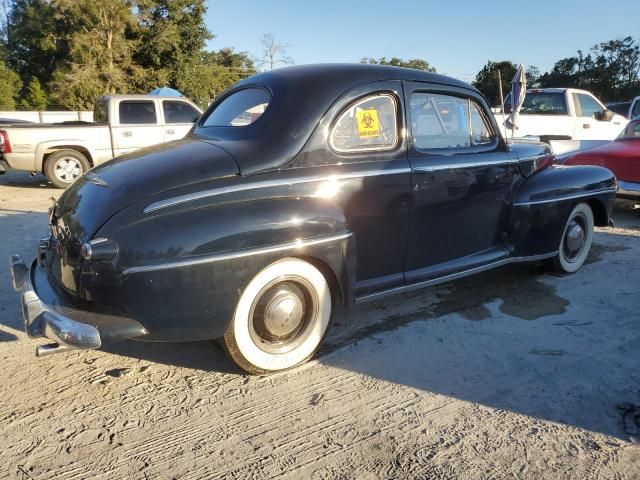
[223, 258, 332, 374]
[548, 202, 594, 274]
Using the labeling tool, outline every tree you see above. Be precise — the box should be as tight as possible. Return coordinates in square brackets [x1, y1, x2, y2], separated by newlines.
[5, 0, 70, 87]
[19, 76, 47, 109]
[472, 60, 517, 106]
[0, 59, 21, 109]
[260, 33, 293, 70]
[360, 57, 436, 72]
[538, 37, 640, 101]
[526, 65, 540, 88]
[49, 0, 143, 109]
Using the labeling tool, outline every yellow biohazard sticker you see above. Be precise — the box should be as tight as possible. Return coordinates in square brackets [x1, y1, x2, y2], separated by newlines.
[356, 109, 380, 137]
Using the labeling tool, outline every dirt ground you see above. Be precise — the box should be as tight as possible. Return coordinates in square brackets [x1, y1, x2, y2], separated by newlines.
[1, 171, 639, 480]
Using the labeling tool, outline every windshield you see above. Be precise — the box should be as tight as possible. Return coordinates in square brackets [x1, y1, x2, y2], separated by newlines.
[617, 120, 640, 139]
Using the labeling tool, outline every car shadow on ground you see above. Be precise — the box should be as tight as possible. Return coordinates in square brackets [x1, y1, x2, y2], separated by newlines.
[0, 171, 52, 189]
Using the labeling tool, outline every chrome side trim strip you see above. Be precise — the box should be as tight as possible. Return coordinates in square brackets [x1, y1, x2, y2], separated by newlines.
[143, 168, 412, 213]
[354, 252, 558, 304]
[413, 158, 520, 172]
[513, 188, 617, 206]
[123, 232, 353, 275]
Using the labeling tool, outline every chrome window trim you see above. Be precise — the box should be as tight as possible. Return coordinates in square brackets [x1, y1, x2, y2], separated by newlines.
[122, 232, 353, 275]
[143, 168, 412, 213]
[513, 188, 617, 206]
[329, 93, 399, 154]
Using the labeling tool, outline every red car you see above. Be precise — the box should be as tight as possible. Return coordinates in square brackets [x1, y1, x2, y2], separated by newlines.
[564, 119, 640, 200]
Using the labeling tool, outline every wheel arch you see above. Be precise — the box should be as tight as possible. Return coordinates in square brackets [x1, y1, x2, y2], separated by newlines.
[37, 142, 95, 171]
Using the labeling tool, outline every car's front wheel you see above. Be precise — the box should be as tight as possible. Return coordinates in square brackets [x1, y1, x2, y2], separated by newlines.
[547, 202, 594, 274]
[223, 258, 332, 375]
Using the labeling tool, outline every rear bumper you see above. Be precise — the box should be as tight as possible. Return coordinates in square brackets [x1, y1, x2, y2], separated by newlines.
[618, 180, 640, 199]
[10, 255, 147, 356]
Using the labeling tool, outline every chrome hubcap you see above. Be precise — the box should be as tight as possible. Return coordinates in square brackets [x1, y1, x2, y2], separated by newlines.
[54, 157, 82, 182]
[563, 214, 587, 261]
[249, 279, 317, 354]
[566, 222, 585, 252]
[264, 290, 304, 337]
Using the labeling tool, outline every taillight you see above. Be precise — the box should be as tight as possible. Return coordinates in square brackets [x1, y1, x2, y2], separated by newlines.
[0, 130, 11, 153]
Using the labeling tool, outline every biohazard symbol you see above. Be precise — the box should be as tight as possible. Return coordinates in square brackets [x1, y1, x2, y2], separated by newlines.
[356, 109, 380, 137]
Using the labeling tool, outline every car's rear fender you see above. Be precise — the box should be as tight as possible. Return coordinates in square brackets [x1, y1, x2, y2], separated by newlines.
[81, 194, 355, 341]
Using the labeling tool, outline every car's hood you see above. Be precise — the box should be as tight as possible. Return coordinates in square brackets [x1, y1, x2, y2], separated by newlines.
[54, 139, 239, 243]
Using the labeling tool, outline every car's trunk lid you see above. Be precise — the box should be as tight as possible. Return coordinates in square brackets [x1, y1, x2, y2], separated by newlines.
[48, 138, 239, 294]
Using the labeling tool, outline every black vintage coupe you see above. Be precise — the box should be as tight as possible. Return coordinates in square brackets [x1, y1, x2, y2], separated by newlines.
[11, 64, 616, 374]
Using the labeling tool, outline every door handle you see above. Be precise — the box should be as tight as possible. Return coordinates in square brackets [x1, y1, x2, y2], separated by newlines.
[122, 131, 133, 137]
[583, 124, 591, 129]
[166, 129, 175, 135]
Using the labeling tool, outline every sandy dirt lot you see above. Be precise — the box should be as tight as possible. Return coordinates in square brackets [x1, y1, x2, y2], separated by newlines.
[1, 171, 639, 480]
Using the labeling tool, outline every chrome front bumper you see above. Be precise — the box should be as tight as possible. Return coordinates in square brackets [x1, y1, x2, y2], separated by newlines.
[618, 180, 640, 200]
[10, 255, 146, 356]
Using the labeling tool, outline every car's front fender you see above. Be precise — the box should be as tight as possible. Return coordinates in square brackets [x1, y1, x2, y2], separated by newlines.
[509, 165, 616, 257]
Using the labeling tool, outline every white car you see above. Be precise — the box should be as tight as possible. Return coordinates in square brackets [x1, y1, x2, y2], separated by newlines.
[0, 95, 202, 188]
[495, 88, 628, 143]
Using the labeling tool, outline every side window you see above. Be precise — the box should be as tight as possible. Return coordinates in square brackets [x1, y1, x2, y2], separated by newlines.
[329, 94, 398, 153]
[575, 94, 604, 118]
[119, 101, 157, 124]
[470, 102, 495, 146]
[632, 101, 640, 119]
[410, 93, 495, 151]
[163, 101, 201, 124]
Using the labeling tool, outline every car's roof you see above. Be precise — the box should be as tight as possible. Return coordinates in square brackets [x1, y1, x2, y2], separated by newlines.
[99, 94, 194, 101]
[194, 63, 479, 174]
[241, 63, 474, 91]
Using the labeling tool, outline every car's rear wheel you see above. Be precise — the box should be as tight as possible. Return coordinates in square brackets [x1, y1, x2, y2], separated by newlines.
[547, 202, 594, 275]
[223, 258, 332, 375]
[44, 150, 90, 189]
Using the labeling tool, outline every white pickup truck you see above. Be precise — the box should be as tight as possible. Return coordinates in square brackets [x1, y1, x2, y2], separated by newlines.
[495, 88, 628, 153]
[0, 94, 202, 187]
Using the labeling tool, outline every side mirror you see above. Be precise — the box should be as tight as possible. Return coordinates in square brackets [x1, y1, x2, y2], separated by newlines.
[595, 109, 614, 121]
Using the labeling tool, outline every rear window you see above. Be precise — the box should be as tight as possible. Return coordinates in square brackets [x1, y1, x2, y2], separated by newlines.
[119, 101, 157, 124]
[520, 92, 568, 115]
[94, 99, 108, 123]
[202, 88, 270, 127]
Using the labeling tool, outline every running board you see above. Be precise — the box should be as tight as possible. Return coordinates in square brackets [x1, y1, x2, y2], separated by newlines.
[354, 252, 558, 304]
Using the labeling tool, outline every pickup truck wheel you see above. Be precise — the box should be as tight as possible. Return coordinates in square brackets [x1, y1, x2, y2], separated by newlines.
[547, 202, 594, 275]
[223, 258, 332, 375]
[44, 150, 90, 188]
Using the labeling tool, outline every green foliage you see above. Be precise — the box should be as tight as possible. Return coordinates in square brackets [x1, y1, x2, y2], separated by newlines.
[5, 0, 70, 86]
[472, 60, 517, 107]
[1, 0, 255, 110]
[0, 59, 21, 109]
[360, 57, 436, 72]
[538, 37, 640, 101]
[19, 76, 46, 109]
